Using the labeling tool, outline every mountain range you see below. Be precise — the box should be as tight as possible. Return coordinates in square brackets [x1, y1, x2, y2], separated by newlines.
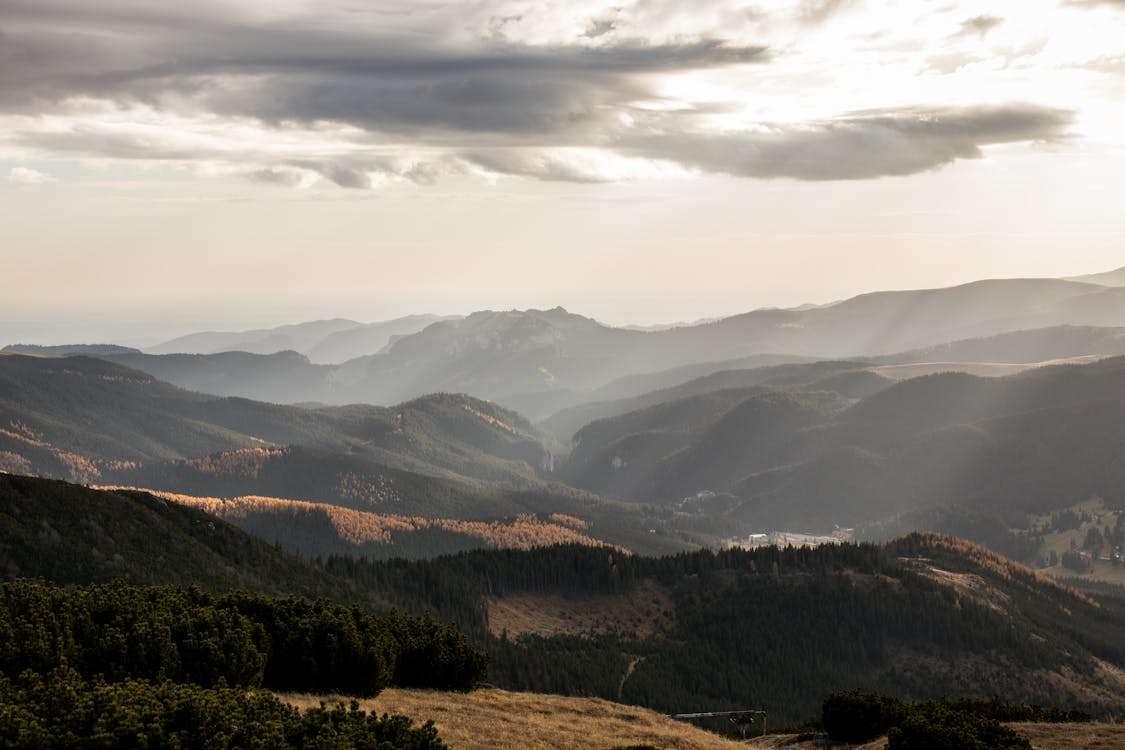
[0, 353, 686, 557]
[22, 270, 1121, 422]
[561, 355, 1125, 534]
[6, 268, 1125, 565]
[5, 343, 1125, 566]
[144, 314, 456, 362]
[7, 267, 1125, 732]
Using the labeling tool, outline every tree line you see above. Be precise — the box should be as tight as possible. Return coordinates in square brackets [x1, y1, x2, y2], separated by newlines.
[0, 581, 487, 696]
[318, 536, 1125, 724]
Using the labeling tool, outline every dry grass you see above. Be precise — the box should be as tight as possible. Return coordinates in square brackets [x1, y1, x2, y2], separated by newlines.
[744, 723, 1125, 750]
[485, 578, 675, 639]
[1013, 721, 1125, 749]
[98, 486, 614, 552]
[283, 688, 750, 750]
[281, 689, 1125, 750]
[912, 566, 1009, 613]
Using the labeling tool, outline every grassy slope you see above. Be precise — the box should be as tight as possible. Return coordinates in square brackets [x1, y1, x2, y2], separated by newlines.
[284, 688, 751, 750]
[743, 724, 1125, 750]
[287, 690, 1125, 750]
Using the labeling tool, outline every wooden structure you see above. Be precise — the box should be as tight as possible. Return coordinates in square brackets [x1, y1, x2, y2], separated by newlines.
[667, 709, 767, 738]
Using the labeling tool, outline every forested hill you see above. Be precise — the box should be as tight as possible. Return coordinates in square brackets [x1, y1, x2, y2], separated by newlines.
[4, 471, 1124, 726]
[0, 352, 554, 487]
[0, 472, 362, 600]
[327, 536, 1125, 725]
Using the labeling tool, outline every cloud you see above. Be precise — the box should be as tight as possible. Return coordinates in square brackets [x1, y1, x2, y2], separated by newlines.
[956, 15, 1003, 38]
[797, 0, 855, 25]
[619, 105, 1074, 181]
[7, 166, 56, 185]
[0, 0, 1085, 185]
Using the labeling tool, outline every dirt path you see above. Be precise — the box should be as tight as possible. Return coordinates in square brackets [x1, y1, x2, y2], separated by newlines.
[617, 656, 645, 701]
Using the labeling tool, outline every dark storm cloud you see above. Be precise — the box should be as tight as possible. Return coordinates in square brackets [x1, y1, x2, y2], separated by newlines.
[0, 2, 767, 137]
[619, 105, 1074, 180]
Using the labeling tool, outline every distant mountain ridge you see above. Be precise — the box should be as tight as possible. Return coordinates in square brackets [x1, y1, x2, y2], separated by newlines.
[1066, 264, 1125, 287]
[146, 314, 457, 362]
[146, 318, 362, 356]
[2, 343, 141, 357]
[874, 325, 1125, 365]
[56, 271, 1125, 417]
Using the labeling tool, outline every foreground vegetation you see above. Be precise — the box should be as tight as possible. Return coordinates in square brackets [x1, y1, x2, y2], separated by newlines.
[298, 687, 750, 750]
[0, 581, 486, 696]
[328, 536, 1125, 724]
[4, 474, 1124, 730]
[822, 691, 1089, 748]
[0, 580, 489, 748]
[0, 671, 446, 750]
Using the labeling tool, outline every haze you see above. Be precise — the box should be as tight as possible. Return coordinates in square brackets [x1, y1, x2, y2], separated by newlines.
[2, 0, 1124, 344]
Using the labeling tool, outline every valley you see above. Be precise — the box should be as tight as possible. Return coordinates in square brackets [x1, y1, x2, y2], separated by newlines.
[5, 267, 1125, 746]
[9, 3, 1125, 742]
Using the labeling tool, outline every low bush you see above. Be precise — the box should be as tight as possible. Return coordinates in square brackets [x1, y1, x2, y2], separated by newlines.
[887, 705, 1031, 750]
[821, 690, 909, 743]
[0, 667, 446, 750]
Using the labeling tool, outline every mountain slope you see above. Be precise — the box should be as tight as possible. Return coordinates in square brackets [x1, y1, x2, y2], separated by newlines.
[146, 315, 453, 362]
[543, 359, 886, 442]
[875, 325, 1125, 366]
[0, 473, 350, 597]
[306, 314, 458, 363]
[561, 356, 1125, 534]
[1068, 265, 1125, 287]
[4, 474, 1122, 728]
[2, 344, 141, 357]
[315, 688, 751, 750]
[0, 353, 554, 487]
[341, 536, 1125, 725]
[98, 444, 676, 547]
[107, 350, 336, 405]
[147, 318, 363, 355]
[120, 486, 627, 561]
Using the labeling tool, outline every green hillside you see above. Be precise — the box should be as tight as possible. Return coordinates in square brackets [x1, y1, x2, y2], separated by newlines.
[325, 536, 1125, 725]
[0, 472, 353, 598]
[4, 473, 1122, 729]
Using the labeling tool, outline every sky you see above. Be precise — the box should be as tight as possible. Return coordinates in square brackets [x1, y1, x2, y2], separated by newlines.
[2, 0, 1124, 344]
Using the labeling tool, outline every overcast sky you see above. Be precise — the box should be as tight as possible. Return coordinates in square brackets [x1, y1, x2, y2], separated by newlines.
[2, 0, 1124, 343]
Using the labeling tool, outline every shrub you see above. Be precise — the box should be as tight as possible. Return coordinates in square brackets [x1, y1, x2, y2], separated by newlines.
[0, 667, 447, 750]
[822, 690, 908, 743]
[887, 705, 1031, 750]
